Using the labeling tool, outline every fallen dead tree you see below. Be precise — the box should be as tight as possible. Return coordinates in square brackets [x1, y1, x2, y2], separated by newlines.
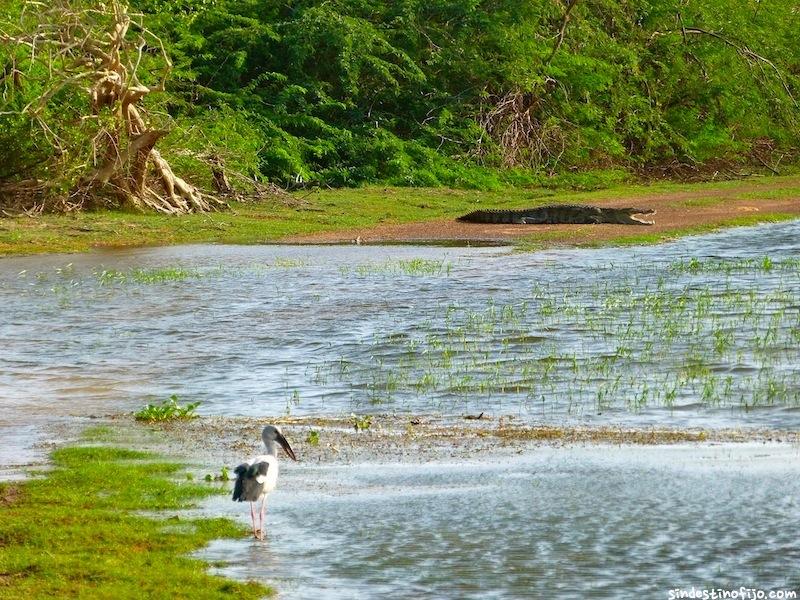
[0, 0, 224, 214]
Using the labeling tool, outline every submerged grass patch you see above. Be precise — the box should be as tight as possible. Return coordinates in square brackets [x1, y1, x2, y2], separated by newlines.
[341, 258, 452, 277]
[96, 266, 202, 285]
[318, 252, 800, 415]
[270, 257, 308, 268]
[0, 435, 270, 598]
[669, 256, 800, 274]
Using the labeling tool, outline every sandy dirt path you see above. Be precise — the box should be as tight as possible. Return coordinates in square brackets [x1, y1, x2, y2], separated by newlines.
[286, 178, 800, 245]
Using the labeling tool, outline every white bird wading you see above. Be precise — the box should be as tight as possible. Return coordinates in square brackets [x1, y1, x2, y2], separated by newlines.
[232, 425, 297, 540]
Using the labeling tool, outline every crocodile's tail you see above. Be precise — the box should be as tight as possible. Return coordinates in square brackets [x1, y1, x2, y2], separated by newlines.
[457, 210, 521, 224]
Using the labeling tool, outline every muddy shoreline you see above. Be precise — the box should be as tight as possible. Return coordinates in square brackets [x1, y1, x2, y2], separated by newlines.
[49, 414, 800, 472]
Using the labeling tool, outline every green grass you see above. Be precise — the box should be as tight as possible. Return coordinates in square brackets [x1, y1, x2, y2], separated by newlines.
[96, 267, 202, 285]
[341, 258, 452, 277]
[671, 196, 732, 208]
[734, 186, 800, 200]
[0, 434, 270, 598]
[2, 175, 800, 256]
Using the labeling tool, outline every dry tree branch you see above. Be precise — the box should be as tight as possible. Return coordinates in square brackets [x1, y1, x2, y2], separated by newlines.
[654, 15, 798, 109]
[477, 0, 578, 168]
[1, 0, 222, 214]
[679, 26, 797, 108]
[545, 0, 579, 65]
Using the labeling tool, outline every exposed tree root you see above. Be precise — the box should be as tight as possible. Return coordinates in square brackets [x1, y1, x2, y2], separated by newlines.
[1, 0, 224, 214]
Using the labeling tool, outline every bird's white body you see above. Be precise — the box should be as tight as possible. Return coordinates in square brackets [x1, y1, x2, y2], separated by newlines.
[248, 454, 279, 496]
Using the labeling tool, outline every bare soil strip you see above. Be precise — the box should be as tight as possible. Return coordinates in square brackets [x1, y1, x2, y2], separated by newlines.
[287, 179, 800, 245]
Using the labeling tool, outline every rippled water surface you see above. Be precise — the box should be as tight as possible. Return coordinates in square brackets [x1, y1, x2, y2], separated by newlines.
[201, 444, 800, 599]
[4, 220, 800, 595]
[3, 220, 800, 430]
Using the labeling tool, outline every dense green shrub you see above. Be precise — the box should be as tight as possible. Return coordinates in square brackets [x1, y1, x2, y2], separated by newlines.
[3, 0, 799, 193]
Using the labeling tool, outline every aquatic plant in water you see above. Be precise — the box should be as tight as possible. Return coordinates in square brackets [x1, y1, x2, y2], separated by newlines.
[340, 258, 453, 277]
[96, 267, 202, 285]
[323, 256, 800, 415]
[134, 395, 200, 422]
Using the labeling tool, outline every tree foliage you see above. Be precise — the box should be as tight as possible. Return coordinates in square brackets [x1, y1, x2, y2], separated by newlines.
[2, 0, 799, 206]
[0, 0, 226, 212]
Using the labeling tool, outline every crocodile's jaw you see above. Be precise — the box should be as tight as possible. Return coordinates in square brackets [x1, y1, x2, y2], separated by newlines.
[630, 210, 656, 225]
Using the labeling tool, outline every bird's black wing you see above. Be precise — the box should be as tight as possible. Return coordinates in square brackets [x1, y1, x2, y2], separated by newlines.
[232, 461, 270, 502]
[232, 463, 250, 502]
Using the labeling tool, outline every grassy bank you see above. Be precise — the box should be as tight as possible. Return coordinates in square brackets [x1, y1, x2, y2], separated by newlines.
[0, 432, 270, 599]
[2, 175, 800, 256]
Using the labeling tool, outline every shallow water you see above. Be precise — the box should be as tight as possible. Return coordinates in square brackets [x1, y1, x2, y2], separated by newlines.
[201, 444, 800, 598]
[4, 222, 800, 594]
[3, 220, 800, 437]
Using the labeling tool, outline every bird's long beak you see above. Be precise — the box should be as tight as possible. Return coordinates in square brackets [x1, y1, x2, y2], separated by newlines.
[277, 432, 297, 461]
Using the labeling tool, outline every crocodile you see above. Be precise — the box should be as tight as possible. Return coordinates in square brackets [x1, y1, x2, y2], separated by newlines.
[457, 204, 656, 225]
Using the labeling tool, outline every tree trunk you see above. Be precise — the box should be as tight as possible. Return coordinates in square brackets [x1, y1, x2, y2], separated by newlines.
[2, 0, 225, 214]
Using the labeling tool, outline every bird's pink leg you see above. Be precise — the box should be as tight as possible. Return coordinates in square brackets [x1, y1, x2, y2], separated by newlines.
[250, 501, 259, 539]
[259, 498, 267, 540]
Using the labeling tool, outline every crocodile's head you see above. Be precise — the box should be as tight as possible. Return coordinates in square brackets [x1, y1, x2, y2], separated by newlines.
[622, 207, 656, 225]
